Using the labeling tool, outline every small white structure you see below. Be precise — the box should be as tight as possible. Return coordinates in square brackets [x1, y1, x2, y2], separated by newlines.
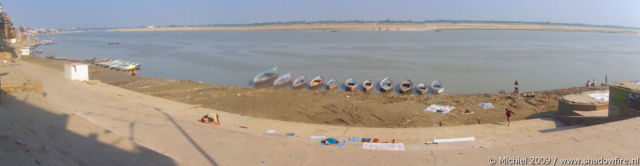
[64, 63, 89, 81]
[20, 47, 30, 56]
[10, 38, 16, 44]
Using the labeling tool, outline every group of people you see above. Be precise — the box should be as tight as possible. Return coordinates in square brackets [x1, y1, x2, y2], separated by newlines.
[585, 79, 597, 87]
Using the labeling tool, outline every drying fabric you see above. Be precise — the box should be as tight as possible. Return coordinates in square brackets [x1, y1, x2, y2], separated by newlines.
[362, 143, 405, 151]
[587, 93, 609, 102]
[323, 140, 346, 147]
[478, 103, 495, 109]
[433, 137, 476, 143]
[424, 104, 455, 114]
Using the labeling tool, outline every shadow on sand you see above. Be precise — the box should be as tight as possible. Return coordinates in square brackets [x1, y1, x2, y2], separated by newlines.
[0, 93, 178, 166]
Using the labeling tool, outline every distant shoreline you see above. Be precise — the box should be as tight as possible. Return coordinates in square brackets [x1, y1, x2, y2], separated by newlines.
[109, 22, 640, 34]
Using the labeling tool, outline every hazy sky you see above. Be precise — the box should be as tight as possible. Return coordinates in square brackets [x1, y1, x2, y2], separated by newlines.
[3, 0, 640, 28]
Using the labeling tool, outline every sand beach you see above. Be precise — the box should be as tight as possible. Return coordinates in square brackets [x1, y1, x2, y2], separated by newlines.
[0, 56, 638, 165]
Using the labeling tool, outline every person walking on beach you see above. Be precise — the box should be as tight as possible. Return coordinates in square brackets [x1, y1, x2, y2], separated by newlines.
[514, 80, 519, 93]
[505, 108, 516, 126]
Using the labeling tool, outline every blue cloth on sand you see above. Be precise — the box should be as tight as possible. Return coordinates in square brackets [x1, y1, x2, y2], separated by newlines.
[323, 140, 346, 147]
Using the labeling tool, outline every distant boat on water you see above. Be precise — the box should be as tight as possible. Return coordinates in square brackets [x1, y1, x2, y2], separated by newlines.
[398, 78, 413, 93]
[430, 80, 445, 94]
[416, 83, 428, 94]
[273, 73, 292, 87]
[362, 80, 374, 92]
[253, 67, 279, 85]
[379, 77, 394, 92]
[108, 41, 120, 45]
[292, 76, 306, 88]
[308, 75, 324, 88]
[345, 78, 358, 92]
[326, 79, 337, 90]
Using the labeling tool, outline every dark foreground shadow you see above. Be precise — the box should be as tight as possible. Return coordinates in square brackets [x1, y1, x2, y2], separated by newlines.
[525, 110, 582, 133]
[0, 93, 178, 166]
[153, 107, 219, 166]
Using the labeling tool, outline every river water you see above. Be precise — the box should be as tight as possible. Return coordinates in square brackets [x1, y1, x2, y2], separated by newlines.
[39, 30, 640, 94]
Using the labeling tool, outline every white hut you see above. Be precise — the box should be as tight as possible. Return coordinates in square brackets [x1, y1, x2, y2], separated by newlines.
[64, 63, 89, 81]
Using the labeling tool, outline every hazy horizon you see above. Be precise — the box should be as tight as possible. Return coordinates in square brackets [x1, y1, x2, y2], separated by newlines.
[3, 0, 639, 29]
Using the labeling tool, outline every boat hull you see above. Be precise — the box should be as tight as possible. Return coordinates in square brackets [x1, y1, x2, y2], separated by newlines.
[398, 79, 413, 93]
[362, 80, 374, 92]
[379, 77, 394, 92]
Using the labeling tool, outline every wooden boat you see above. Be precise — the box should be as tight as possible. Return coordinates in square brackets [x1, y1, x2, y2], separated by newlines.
[273, 73, 293, 87]
[326, 79, 337, 90]
[379, 77, 394, 92]
[308, 75, 324, 88]
[108, 41, 120, 45]
[416, 83, 428, 94]
[398, 78, 413, 93]
[253, 67, 279, 85]
[362, 80, 374, 92]
[344, 78, 358, 92]
[292, 76, 306, 88]
[430, 80, 445, 94]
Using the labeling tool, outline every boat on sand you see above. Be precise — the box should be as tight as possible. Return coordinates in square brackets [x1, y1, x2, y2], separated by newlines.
[345, 78, 358, 91]
[398, 78, 413, 93]
[253, 67, 279, 85]
[308, 75, 324, 88]
[273, 73, 292, 87]
[430, 80, 445, 94]
[379, 77, 394, 92]
[326, 79, 337, 90]
[292, 76, 306, 88]
[416, 83, 428, 94]
[362, 80, 374, 92]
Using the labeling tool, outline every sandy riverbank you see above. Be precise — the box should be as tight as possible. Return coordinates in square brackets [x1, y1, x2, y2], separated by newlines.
[111, 22, 640, 34]
[5, 57, 640, 165]
[23, 56, 609, 128]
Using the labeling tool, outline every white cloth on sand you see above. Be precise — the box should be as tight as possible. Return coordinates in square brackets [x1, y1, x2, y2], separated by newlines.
[424, 104, 455, 114]
[478, 103, 495, 109]
[362, 143, 405, 151]
[433, 137, 476, 143]
[587, 93, 609, 102]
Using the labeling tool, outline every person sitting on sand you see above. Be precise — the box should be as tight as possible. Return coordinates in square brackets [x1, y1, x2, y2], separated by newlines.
[130, 69, 137, 77]
[505, 108, 516, 126]
[586, 80, 591, 87]
[200, 115, 214, 123]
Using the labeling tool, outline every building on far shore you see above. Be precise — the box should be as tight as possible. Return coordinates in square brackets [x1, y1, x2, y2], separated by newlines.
[609, 81, 640, 117]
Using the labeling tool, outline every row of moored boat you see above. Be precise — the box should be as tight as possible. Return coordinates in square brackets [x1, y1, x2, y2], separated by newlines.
[91, 59, 142, 71]
[253, 67, 445, 94]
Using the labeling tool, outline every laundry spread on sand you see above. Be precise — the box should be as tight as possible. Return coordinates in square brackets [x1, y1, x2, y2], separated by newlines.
[361, 138, 372, 142]
[310, 136, 326, 139]
[433, 137, 476, 143]
[323, 140, 346, 147]
[587, 93, 609, 102]
[349, 137, 360, 142]
[362, 143, 405, 151]
[424, 104, 455, 114]
[478, 103, 495, 109]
